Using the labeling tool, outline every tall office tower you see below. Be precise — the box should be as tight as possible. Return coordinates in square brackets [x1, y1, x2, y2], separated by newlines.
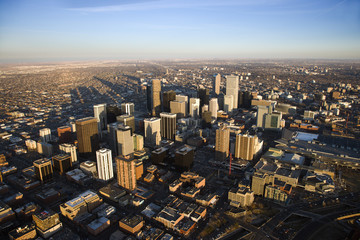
[39, 128, 51, 142]
[209, 98, 218, 119]
[264, 112, 282, 130]
[163, 90, 176, 112]
[117, 114, 135, 133]
[146, 85, 152, 113]
[59, 143, 77, 163]
[76, 117, 99, 158]
[160, 112, 176, 140]
[201, 111, 212, 128]
[214, 74, 221, 95]
[106, 104, 122, 124]
[198, 88, 209, 108]
[116, 124, 134, 156]
[57, 126, 72, 144]
[235, 134, 257, 160]
[170, 100, 186, 119]
[116, 155, 136, 191]
[224, 95, 234, 113]
[52, 154, 72, 175]
[144, 117, 161, 147]
[176, 95, 188, 116]
[218, 93, 225, 110]
[96, 148, 114, 181]
[215, 125, 230, 161]
[32, 210, 62, 238]
[121, 102, 135, 116]
[94, 104, 107, 137]
[33, 158, 53, 182]
[257, 105, 271, 128]
[151, 79, 162, 117]
[189, 98, 200, 118]
[133, 134, 144, 151]
[243, 91, 252, 109]
[226, 75, 239, 109]
[238, 91, 244, 108]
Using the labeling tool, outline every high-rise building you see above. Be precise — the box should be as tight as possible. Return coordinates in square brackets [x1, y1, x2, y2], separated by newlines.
[198, 88, 209, 108]
[117, 114, 135, 134]
[107, 122, 120, 156]
[39, 128, 51, 143]
[52, 154, 72, 175]
[116, 125, 134, 156]
[133, 134, 144, 151]
[224, 95, 233, 113]
[94, 104, 107, 137]
[215, 125, 230, 161]
[176, 95, 188, 116]
[235, 134, 257, 160]
[174, 145, 194, 170]
[163, 90, 176, 112]
[151, 79, 162, 117]
[226, 75, 239, 109]
[116, 155, 137, 191]
[189, 98, 200, 118]
[57, 126, 72, 144]
[106, 104, 122, 124]
[33, 158, 53, 182]
[209, 98, 218, 119]
[144, 118, 161, 147]
[243, 91, 252, 109]
[256, 106, 271, 128]
[59, 143, 77, 163]
[121, 103, 135, 116]
[214, 74, 221, 95]
[76, 117, 99, 158]
[96, 148, 114, 181]
[170, 100, 186, 119]
[32, 210, 62, 238]
[238, 91, 244, 108]
[160, 112, 176, 140]
[37, 142, 53, 157]
[201, 111, 212, 128]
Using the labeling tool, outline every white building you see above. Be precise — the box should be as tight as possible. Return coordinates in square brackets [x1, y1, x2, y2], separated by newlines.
[39, 128, 51, 142]
[189, 98, 200, 118]
[94, 104, 107, 138]
[144, 118, 161, 147]
[96, 148, 114, 181]
[209, 98, 218, 119]
[59, 143, 78, 163]
[226, 75, 239, 109]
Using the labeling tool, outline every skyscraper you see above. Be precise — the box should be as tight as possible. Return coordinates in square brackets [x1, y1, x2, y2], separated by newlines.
[209, 98, 218, 119]
[116, 124, 134, 156]
[107, 122, 120, 156]
[121, 102, 135, 116]
[215, 125, 230, 161]
[106, 104, 122, 124]
[94, 104, 107, 137]
[198, 88, 209, 108]
[234, 134, 257, 160]
[151, 79, 162, 117]
[96, 148, 114, 181]
[39, 128, 51, 143]
[133, 134, 144, 151]
[144, 117, 161, 147]
[224, 95, 234, 113]
[170, 100, 186, 119]
[162, 90, 176, 112]
[189, 98, 200, 118]
[116, 155, 136, 191]
[226, 75, 239, 109]
[117, 114, 135, 134]
[176, 95, 188, 116]
[34, 158, 53, 182]
[160, 112, 176, 140]
[76, 117, 99, 158]
[214, 74, 221, 95]
[257, 105, 271, 128]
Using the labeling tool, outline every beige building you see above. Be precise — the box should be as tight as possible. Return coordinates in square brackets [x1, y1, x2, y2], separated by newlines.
[228, 186, 254, 207]
[116, 155, 137, 191]
[214, 74, 221, 95]
[151, 79, 162, 117]
[234, 134, 262, 160]
[144, 117, 161, 147]
[116, 125, 134, 156]
[215, 125, 230, 161]
[170, 100, 186, 119]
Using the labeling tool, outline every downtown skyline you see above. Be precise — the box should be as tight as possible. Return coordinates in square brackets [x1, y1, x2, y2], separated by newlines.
[0, 0, 360, 63]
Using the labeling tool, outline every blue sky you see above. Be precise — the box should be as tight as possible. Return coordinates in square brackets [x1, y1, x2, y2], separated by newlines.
[0, 0, 359, 62]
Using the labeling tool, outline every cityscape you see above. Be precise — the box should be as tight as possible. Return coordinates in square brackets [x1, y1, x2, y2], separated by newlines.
[0, 59, 359, 240]
[1, 1, 360, 240]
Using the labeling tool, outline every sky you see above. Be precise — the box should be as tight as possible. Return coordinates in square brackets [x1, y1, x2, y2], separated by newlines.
[0, 0, 359, 62]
